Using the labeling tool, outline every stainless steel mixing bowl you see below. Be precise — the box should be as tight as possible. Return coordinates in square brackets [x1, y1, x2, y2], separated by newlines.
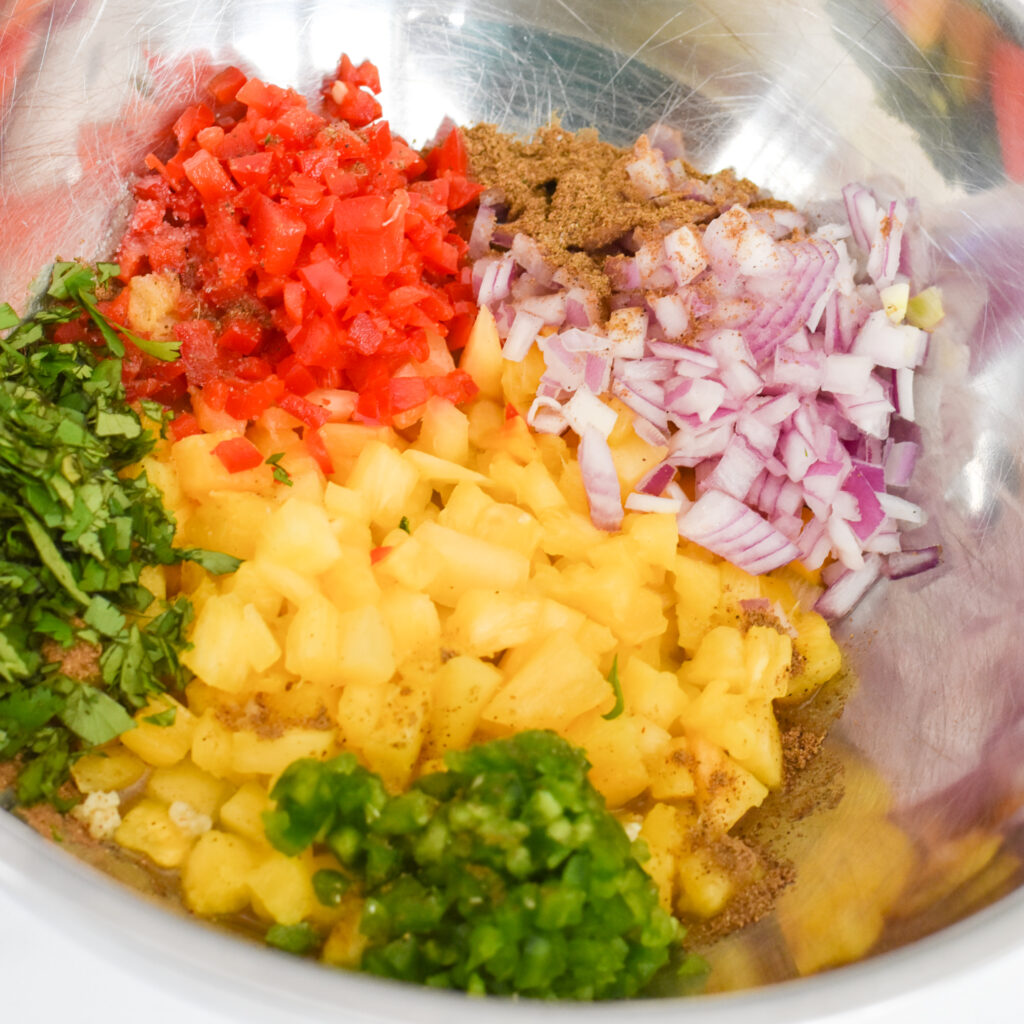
[2, 0, 1024, 1018]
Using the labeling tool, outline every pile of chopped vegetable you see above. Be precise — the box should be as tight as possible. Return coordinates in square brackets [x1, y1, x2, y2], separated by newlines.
[109, 53, 481, 453]
[467, 130, 945, 617]
[0, 263, 235, 804]
[263, 730, 697, 999]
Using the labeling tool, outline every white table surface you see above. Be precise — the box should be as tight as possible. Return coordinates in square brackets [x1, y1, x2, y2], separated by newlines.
[3, 885, 1023, 1024]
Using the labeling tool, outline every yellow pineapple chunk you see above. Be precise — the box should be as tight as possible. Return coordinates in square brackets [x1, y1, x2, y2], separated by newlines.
[248, 850, 317, 925]
[639, 803, 684, 912]
[784, 610, 843, 703]
[444, 589, 543, 658]
[218, 781, 273, 845]
[647, 736, 697, 801]
[319, 547, 381, 612]
[415, 396, 471, 465]
[182, 829, 257, 915]
[147, 761, 230, 818]
[121, 697, 196, 768]
[460, 306, 504, 400]
[255, 497, 342, 577]
[183, 491, 274, 560]
[689, 733, 769, 835]
[71, 746, 146, 793]
[285, 592, 345, 686]
[674, 554, 721, 652]
[172, 432, 273, 498]
[425, 656, 503, 757]
[619, 656, 688, 731]
[482, 632, 609, 732]
[345, 440, 421, 532]
[378, 585, 442, 667]
[416, 521, 530, 607]
[184, 593, 280, 693]
[115, 798, 193, 868]
[231, 729, 336, 779]
[565, 712, 650, 808]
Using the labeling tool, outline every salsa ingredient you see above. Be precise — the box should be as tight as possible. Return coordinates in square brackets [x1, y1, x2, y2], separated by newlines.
[114, 54, 481, 439]
[466, 128, 945, 616]
[0, 262, 236, 805]
[263, 731, 691, 998]
[90, 305, 843, 982]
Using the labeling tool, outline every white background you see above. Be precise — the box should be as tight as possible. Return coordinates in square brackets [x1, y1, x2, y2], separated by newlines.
[2, 886, 1022, 1023]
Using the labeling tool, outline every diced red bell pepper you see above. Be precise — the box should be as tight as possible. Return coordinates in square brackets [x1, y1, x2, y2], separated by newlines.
[183, 148, 236, 202]
[252, 194, 307, 275]
[304, 427, 334, 474]
[213, 436, 264, 472]
[207, 65, 247, 105]
[169, 411, 202, 440]
[991, 40, 1024, 183]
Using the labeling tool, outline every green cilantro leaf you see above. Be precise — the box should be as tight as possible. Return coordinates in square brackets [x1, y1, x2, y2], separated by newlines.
[180, 548, 243, 575]
[265, 452, 293, 486]
[143, 707, 177, 727]
[399, 516, 411, 534]
[59, 687, 137, 746]
[601, 655, 624, 720]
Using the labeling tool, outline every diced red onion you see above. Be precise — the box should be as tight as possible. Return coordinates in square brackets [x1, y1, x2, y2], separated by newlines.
[468, 204, 497, 260]
[502, 310, 544, 362]
[563, 387, 618, 440]
[637, 462, 677, 496]
[877, 491, 926, 524]
[578, 427, 624, 531]
[625, 492, 683, 514]
[884, 440, 919, 487]
[815, 554, 883, 618]
[884, 545, 941, 579]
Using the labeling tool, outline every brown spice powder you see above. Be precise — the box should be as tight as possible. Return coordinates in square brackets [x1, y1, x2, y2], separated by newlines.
[463, 120, 763, 312]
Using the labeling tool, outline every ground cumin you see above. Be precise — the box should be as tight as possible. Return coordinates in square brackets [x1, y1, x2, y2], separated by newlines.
[463, 120, 770, 316]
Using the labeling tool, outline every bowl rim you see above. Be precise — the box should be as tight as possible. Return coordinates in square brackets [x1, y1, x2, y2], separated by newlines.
[2, 807, 1022, 1022]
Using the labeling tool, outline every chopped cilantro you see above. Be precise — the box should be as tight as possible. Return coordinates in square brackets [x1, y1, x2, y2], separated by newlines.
[398, 515, 411, 534]
[0, 261, 235, 804]
[142, 707, 177, 727]
[601, 654, 624, 720]
[265, 452, 293, 486]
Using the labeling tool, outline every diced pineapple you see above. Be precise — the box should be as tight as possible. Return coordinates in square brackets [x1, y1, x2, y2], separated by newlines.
[218, 781, 273, 845]
[416, 521, 530, 607]
[115, 798, 193, 868]
[248, 850, 317, 925]
[147, 761, 230, 818]
[425, 656, 504, 758]
[639, 803, 684, 912]
[623, 511, 680, 570]
[373, 531, 442, 591]
[619, 656, 688, 731]
[444, 589, 543, 658]
[225, 562, 286, 620]
[184, 593, 280, 693]
[322, 904, 369, 968]
[565, 712, 650, 808]
[678, 626, 747, 691]
[345, 440, 421, 532]
[71, 746, 146, 793]
[675, 845, 738, 919]
[190, 710, 236, 779]
[689, 733, 769, 835]
[471, 501, 543, 559]
[783, 611, 843, 703]
[378, 585, 442, 668]
[182, 829, 257, 915]
[482, 633, 609, 732]
[319, 423, 400, 481]
[183, 492, 275, 560]
[285, 592, 345, 686]
[172, 432, 274, 498]
[255, 497, 342, 576]
[319, 547, 381, 612]
[126, 271, 180, 340]
[685, 682, 783, 789]
[334, 605, 395, 687]
[538, 507, 605, 560]
[647, 736, 697, 801]
[501, 342, 546, 414]
[487, 455, 567, 517]
[334, 680, 383, 751]
[231, 729, 337, 778]
[460, 306, 503, 399]
[121, 698, 196, 768]
[609, 429, 668, 495]
[674, 554, 721, 653]
[437, 482, 494, 533]
[360, 675, 433, 791]
[743, 626, 793, 701]
[415, 396, 471, 465]
[403, 448, 488, 486]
